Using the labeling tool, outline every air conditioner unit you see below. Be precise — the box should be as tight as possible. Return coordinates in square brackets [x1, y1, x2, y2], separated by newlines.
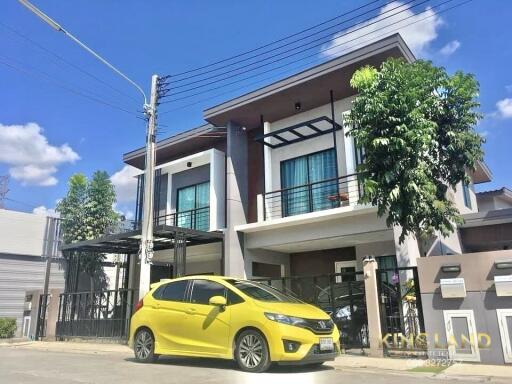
[494, 275, 512, 297]
[440, 278, 466, 298]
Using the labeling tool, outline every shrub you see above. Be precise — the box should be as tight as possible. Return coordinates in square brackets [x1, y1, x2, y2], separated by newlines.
[0, 318, 17, 338]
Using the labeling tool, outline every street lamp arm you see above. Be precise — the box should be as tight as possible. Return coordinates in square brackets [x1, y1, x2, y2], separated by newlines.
[18, 0, 147, 105]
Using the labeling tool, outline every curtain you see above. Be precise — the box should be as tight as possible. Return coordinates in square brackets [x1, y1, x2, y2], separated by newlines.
[308, 149, 337, 211]
[281, 156, 308, 216]
[177, 185, 195, 228]
[195, 182, 210, 231]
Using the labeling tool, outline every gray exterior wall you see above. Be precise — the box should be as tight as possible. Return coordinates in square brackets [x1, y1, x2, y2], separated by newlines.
[417, 251, 512, 365]
[0, 253, 65, 338]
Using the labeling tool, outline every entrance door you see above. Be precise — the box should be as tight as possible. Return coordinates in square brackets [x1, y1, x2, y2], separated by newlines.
[497, 309, 512, 363]
[443, 310, 480, 362]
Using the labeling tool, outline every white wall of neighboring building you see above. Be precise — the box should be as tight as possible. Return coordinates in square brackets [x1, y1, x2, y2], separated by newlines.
[0, 209, 49, 256]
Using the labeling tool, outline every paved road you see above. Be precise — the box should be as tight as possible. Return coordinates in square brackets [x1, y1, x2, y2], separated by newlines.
[0, 346, 501, 384]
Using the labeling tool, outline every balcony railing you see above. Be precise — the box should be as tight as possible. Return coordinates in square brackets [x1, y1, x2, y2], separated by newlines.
[262, 173, 362, 221]
[106, 206, 210, 235]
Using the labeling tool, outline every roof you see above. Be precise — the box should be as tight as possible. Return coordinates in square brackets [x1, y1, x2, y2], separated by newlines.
[477, 187, 512, 202]
[204, 34, 415, 128]
[123, 123, 226, 169]
[470, 160, 493, 184]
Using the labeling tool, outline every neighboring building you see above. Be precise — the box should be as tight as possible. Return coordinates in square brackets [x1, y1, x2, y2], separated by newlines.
[0, 209, 64, 338]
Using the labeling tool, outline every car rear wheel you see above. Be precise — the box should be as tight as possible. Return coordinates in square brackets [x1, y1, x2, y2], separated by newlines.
[235, 330, 271, 373]
[134, 328, 158, 363]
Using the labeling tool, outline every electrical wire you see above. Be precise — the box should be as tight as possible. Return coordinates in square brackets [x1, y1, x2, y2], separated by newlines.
[0, 21, 141, 106]
[158, 0, 473, 115]
[170, 0, 386, 77]
[0, 57, 142, 118]
[160, 0, 460, 104]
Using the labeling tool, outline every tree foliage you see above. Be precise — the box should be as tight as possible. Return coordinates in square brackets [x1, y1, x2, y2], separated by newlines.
[348, 58, 484, 242]
[57, 171, 119, 289]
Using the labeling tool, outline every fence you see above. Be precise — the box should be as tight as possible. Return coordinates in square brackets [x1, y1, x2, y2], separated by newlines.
[56, 289, 134, 340]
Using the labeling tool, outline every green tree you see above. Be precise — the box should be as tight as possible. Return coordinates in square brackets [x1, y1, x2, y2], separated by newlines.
[57, 171, 119, 291]
[348, 58, 484, 244]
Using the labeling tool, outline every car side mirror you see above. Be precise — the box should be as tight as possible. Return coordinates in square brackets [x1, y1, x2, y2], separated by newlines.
[209, 295, 227, 307]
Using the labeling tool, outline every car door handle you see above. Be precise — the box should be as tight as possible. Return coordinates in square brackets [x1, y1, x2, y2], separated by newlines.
[186, 308, 196, 315]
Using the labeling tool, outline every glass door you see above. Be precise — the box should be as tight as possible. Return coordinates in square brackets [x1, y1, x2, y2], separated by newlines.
[176, 182, 210, 230]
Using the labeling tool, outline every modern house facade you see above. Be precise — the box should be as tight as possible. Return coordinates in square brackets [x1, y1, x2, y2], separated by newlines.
[56, 34, 512, 363]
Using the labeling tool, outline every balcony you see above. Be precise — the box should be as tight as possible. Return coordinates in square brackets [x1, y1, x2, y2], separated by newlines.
[106, 206, 211, 235]
[260, 174, 362, 221]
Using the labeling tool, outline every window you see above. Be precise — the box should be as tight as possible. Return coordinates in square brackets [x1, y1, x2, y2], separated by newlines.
[280, 149, 337, 217]
[226, 280, 301, 303]
[354, 137, 366, 167]
[227, 290, 245, 305]
[177, 181, 210, 231]
[497, 309, 512, 363]
[443, 310, 480, 362]
[190, 279, 226, 305]
[462, 182, 472, 209]
[158, 280, 189, 302]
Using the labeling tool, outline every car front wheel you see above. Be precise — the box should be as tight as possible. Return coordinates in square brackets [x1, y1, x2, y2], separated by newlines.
[235, 330, 271, 373]
[134, 328, 158, 363]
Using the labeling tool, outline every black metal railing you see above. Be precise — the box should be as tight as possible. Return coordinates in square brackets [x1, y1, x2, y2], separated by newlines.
[254, 272, 369, 350]
[105, 206, 210, 235]
[56, 289, 134, 340]
[35, 294, 50, 340]
[263, 173, 362, 220]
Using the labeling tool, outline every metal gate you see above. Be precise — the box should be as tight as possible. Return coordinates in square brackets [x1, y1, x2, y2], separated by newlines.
[255, 271, 369, 351]
[377, 267, 426, 353]
[35, 294, 50, 340]
[56, 289, 134, 340]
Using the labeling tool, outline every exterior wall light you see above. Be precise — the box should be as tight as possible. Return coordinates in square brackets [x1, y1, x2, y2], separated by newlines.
[495, 259, 512, 270]
[294, 102, 301, 111]
[186, 162, 192, 168]
[441, 263, 461, 273]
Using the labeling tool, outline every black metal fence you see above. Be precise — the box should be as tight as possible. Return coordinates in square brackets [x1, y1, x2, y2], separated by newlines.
[263, 174, 362, 220]
[255, 272, 369, 350]
[56, 289, 135, 340]
[35, 294, 50, 340]
[377, 267, 426, 352]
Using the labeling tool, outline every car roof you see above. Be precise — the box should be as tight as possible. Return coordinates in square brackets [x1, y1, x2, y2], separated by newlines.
[150, 275, 241, 290]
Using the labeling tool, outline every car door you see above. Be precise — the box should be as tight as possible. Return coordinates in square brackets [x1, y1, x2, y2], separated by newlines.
[183, 279, 231, 356]
[151, 280, 191, 353]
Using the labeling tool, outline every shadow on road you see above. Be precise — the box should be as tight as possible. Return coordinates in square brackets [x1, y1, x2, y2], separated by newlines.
[124, 356, 334, 374]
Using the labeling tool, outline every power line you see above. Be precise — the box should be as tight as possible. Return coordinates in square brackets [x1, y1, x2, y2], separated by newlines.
[0, 21, 141, 107]
[171, 0, 386, 77]
[0, 56, 142, 118]
[158, 0, 473, 115]
[160, 0, 460, 105]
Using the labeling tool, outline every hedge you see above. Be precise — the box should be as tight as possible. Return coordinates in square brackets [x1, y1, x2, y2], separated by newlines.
[0, 318, 17, 338]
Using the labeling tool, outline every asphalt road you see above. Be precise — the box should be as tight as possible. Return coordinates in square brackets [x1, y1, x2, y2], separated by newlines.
[0, 346, 500, 384]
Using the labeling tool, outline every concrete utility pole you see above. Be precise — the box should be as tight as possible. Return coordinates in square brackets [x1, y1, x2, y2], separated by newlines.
[138, 75, 159, 298]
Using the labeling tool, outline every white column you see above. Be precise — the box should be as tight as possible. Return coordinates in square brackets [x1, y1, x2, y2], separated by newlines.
[393, 225, 421, 267]
[209, 149, 226, 231]
[342, 112, 358, 204]
[263, 122, 273, 194]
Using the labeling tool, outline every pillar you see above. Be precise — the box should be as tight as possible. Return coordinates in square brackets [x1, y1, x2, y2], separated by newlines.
[363, 256, 384, 357]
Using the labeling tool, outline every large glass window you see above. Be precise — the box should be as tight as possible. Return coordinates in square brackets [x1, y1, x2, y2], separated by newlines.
[280, 149, 337, 217]
[462, 182, 472, 209]
[177, 181, 210, 231]
[190, 279, 226, 305]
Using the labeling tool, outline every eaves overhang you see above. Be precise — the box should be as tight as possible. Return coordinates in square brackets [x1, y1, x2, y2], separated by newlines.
[203, 33, 415, 129]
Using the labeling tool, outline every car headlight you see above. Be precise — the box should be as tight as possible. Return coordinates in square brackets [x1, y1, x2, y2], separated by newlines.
[264, 312, 309, 328]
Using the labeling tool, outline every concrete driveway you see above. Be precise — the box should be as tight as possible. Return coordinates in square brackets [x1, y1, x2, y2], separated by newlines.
[0, 342, 508, 384]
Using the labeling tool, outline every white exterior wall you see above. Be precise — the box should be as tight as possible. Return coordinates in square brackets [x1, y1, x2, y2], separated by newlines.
[0, 210, 49, 256]
[265, 97, 354, 193]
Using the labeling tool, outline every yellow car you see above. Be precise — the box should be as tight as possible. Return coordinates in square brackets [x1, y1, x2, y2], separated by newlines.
[129, 275, 340, 372]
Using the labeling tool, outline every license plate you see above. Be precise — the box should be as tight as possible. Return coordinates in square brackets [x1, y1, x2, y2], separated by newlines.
[319, 337, 334, 351]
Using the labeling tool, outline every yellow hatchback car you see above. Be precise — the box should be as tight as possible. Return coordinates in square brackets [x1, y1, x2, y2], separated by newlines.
[129, 275, 340, 372]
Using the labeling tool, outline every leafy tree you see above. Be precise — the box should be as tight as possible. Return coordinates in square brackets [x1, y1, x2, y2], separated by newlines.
[348, 58, 484, 244]
[57, 171, 119, 291]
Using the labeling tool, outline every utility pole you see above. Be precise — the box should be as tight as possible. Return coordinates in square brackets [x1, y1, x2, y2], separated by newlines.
[0, 176, 9, 209]
[138, 75, 159, 298]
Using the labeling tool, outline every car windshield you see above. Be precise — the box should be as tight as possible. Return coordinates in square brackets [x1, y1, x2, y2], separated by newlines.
[226, 279, 301, 303]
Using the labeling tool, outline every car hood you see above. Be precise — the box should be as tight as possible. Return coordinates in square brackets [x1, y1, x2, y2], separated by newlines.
[253, 300, 331, 320]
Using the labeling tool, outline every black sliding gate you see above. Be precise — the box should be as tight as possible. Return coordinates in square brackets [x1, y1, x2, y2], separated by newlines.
[256, 267, 425, 354]
[256, 271, 369, 351]
[56, 289, 135, 340]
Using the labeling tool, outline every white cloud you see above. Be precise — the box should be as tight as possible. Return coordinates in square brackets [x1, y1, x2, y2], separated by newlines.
[32, 205, 59, 217]
[0, 123, 79, 186]
[321, 1, 443, 59]
[496, 98, 512, 119]
[439, 40, 460, 56]
[110, 165, 140, 204]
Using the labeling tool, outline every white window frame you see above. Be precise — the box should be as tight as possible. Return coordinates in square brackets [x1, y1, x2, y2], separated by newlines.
[497, 309, 512, 363]
[335, 260, 357, 283]
[443, 309, 480, 362]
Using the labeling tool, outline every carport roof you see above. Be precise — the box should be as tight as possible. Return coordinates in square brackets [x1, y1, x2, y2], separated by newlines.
[60, 225, 224, 254]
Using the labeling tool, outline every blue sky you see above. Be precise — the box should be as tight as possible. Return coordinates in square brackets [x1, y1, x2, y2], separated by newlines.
[1, 0, 511, 218]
